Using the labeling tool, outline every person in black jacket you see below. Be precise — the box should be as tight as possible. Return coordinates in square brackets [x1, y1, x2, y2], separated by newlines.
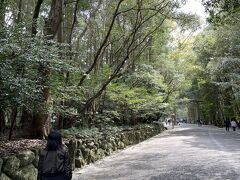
[37, 131, 72, 180]
[224, 118, 231, 131]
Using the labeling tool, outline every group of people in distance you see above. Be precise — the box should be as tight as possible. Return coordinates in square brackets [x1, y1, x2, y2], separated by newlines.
[224, 117, 238, 131]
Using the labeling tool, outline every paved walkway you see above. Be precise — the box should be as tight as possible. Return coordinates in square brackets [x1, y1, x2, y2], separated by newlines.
[73, 124, 240, 180]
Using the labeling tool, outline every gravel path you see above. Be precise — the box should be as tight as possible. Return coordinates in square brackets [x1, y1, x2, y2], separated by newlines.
[73, 124, 240, 180]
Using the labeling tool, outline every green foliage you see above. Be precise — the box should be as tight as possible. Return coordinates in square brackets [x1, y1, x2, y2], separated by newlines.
[1, 0, 214, 132]
[191, 18, 240, 122]
[0, 23, 78, 113]
[0, 25, 42, 109]
[203, 0, 240, 25]
[78, 0, 91, 10]
[176, 13, 201, 32]
[106, 64, 169, 118]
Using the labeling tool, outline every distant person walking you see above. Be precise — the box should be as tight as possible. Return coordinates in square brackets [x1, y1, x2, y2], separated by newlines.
[231, 118, 238, 131]
[168, 119, 171, 125]
[224, 118, 231, 131]
[37, 131, 72, 180]
[171, 114, 176, 129]
[197, 119, 202, 127]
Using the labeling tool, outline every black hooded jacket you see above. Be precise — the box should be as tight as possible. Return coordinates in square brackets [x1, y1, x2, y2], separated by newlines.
[37, 147, 72, 180]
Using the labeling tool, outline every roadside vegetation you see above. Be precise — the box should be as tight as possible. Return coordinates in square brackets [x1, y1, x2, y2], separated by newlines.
[0, 0, 239, 147]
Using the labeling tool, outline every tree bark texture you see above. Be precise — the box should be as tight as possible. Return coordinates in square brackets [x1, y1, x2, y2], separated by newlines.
[8, 107, 18, 140]
[0, 109, 5, 135]
[32, 0, 43, 35]
[16, 0, 23, 23]
[0, 0, 5, 26]
[32, 0, 63, 139]
[44, 0, 63, 39]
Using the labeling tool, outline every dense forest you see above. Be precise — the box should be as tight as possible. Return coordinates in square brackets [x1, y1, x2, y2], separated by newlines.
[0, 0, 239, 141]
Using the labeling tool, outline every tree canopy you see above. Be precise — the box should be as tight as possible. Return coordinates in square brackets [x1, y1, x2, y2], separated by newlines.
[0, 0, 239, 140]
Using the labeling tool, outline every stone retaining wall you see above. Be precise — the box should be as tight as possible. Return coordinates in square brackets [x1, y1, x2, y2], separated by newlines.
[0, 123, 164, 180]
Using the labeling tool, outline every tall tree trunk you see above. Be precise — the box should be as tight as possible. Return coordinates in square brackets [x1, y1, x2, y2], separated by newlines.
[65, 0, 79, 85]
[44, 0, 63, 39]
[0, 109, 5, 136]
[8, 108, 18, 140]
[0, 0, 5, 26]
[32, 0, 43, 35]
[32, 0, 63, 139]
[16, 0, 22, 23]
[19, 107, 33, 137]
